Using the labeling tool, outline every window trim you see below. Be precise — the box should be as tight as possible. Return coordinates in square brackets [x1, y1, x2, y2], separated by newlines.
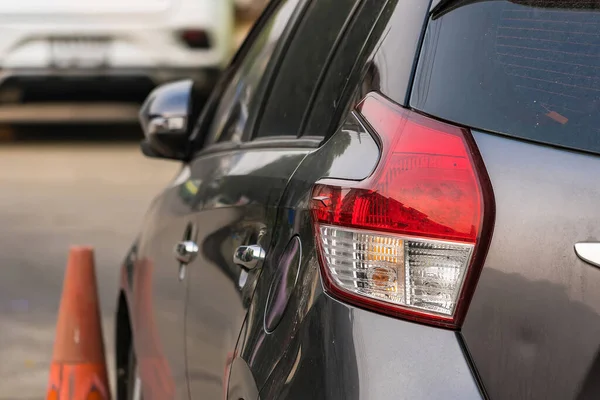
[293, 0, 365, 140]
[237, 0, 312, 144]
[198, 0, 310, 150]
[192, 0, 398, 159]
[300, 0, 398, 142]
[192, 135, 322, 160]
[189, 0, 289, 151]
[248, 0, 366, 142]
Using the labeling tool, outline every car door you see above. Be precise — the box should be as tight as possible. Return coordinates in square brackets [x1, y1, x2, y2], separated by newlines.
[131, 179, 199, 399]
[181, 0, 366, 398]
[127, 4, 294, 396]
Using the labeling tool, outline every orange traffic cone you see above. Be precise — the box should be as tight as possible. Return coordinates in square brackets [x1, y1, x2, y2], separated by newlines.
[46, 246, 111, 400]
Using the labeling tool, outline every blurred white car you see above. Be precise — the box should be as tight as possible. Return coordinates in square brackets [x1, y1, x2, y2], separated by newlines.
[0, 0, 234, 123]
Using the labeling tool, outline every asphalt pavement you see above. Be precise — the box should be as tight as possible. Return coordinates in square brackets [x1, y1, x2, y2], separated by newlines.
[0, 127, 180, 399]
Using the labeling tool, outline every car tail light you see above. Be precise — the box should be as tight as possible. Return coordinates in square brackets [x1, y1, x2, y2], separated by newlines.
[311, 93, 494, 328]
[179, 29, 211, 49]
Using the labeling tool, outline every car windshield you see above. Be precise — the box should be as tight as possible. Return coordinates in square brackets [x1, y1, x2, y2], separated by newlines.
[412, 0, 600, 154]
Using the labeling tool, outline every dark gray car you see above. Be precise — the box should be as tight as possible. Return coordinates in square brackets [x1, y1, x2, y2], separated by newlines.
[114, 0, 600, 399]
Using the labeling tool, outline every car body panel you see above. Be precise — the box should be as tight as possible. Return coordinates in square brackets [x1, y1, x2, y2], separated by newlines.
[356, 0, 431, 107]
[184, 147, 310, 399]
[128, 169, 201, 399]
[234, 113, 381, 393]
[463, 130, 600, 400]
[259, 295, 482, 400]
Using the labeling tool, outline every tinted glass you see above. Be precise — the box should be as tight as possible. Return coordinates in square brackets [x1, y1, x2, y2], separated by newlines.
[254, 0, 359, 139]
[205, 0, 300, 144]
[411, 1, 600, 154]
[304, 0, 404, 138]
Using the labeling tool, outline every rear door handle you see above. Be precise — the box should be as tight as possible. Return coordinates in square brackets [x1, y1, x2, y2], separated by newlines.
[575, 242, 600, 268]
[234, 245, 265, 271]
[174, 240, 199, 265]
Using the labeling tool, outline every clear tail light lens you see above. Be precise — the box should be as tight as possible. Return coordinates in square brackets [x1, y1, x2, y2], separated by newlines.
[318, 225, 473, 317]
[311, 93, 494, 328]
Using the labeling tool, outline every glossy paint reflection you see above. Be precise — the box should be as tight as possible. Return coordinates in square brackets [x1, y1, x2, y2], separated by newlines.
[185, 207, 249, 398]
[234, 114, 380, 391]
[259, 295, 481, 400]
[281, 113, 378, 209]
[133, 258, 176, 399]
[123, 162, 205, 400]
[185, 146, 312, 399]
[264, 235, 302, 333]
[463, 131, 600, 400]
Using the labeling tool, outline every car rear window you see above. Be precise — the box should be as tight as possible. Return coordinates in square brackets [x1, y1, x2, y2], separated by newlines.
[411, 1, 600, 155]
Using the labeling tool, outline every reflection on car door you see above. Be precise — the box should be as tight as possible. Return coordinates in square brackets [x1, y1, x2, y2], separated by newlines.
[182, 0, 366, 398]
[132, 178, 200, 399]
[182, 0, 303, 398]
[184, 147, 309, 398]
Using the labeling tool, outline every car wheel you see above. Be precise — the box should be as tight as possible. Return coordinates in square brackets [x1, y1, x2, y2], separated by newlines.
[127, 347, 143, 400]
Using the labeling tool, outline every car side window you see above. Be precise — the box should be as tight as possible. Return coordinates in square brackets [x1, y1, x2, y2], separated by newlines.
[303, 0, 393, 139]
[252, 0, 362, 140]
[204, 0, 301, 145]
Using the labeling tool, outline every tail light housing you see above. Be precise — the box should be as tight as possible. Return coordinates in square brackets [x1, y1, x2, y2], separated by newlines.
[179, 29, 211, 49]
[311, 93, 494, 329]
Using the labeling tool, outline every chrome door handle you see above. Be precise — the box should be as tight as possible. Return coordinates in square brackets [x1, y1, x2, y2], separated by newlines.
[174, 241, 199, 264]
[233, 245, 265, 271]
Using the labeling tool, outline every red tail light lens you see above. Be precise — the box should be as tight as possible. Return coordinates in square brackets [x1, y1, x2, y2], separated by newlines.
[179, 29, 211, 49]
[311, 93, 494, 328]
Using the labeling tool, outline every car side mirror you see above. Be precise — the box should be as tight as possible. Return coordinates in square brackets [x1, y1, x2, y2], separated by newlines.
[139, 79, 200, 160]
